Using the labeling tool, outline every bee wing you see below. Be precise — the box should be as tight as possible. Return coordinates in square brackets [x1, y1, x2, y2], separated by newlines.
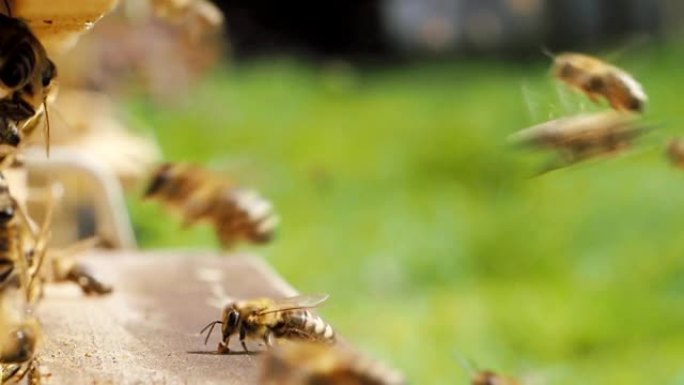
[258, 293, 329, 315]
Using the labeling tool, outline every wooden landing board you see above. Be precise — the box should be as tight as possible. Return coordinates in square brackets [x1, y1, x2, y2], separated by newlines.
[36, 251, 298, 385]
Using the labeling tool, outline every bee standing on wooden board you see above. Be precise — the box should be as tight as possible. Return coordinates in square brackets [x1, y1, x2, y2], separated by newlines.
[509, 110, 649, 172]
[144, 162, 279, 249]
[260, 341, 406, 385]
[551, 52, 647, 113]
[0, 12, 57, 155]
[200, 294, 335, 353]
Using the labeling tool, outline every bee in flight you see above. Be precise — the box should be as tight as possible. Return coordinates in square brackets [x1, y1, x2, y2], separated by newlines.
[0, 11, 57, 154]
[551, 52, 646, 113]
[144, 162, 279, 249]
[666, 138, 684, 170]
[200, 294, 335, 353]
[260, 341, 406, 385]
[471, 370, 522, 385]
[509, 110, 649, 172]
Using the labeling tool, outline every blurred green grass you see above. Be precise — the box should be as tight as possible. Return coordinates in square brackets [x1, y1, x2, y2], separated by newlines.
[125, 44, 684, 385]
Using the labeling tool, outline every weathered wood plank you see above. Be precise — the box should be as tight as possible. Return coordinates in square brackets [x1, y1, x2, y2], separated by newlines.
[37, 251, 297, 385]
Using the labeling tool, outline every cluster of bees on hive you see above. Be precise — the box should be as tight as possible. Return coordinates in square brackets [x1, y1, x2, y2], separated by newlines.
[0, 1, 123, 383]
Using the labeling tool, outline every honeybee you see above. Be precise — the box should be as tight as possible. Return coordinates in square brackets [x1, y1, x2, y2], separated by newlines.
[0, 12, 57, 153]
[471, 370, 521, 385]
[509, 111, 649, 171]
[144, 162, 279, 249]
[44, 238, 113, 296]
[667, 138, 684, 169]
[0, 173, 30, 296]
[551, 52, 646, 112]
[200, 294, 336, 353]
[260, 341, 406, 385]
[0, 223, 39, 379]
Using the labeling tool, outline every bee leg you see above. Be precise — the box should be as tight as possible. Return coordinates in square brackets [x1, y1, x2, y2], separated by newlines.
[217, 340, 230, 354]
[65, 264, 113, 296]
[263, 331, 273, 348]
[239, 326, 249, 352]
[1, 363, 22, 382]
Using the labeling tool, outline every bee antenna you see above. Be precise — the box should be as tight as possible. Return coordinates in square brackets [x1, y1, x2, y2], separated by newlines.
[200, 320, 222, 345]
[540, 45, 555, 59]
[43, 98, 50, 157]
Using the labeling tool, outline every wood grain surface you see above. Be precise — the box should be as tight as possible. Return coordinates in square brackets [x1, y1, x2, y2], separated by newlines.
[36, 251, 298, 385]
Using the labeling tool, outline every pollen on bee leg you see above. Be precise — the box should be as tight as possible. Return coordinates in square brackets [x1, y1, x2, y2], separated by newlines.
[217, 341, 230, 354]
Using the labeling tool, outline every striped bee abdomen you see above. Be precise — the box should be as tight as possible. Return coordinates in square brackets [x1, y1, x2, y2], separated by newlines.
[275, 310, 335, 343]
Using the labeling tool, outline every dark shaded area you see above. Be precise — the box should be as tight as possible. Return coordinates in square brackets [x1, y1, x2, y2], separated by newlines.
[545, 0, 662, 50]
[213, 0, 669, 60]
[215, 0, 389, 59]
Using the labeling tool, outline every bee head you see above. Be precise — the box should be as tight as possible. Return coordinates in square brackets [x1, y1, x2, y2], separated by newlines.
[200, 303, 241, 346]
[221, 304, 241, 339]
[0, 323, 37, 364]
[626, 96, 644, 113]
[556, 60, 577, 80]
[144, 163, 174, 198]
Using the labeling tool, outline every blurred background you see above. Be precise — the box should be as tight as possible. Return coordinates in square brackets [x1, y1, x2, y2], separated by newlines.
[59, 0, 684, 384]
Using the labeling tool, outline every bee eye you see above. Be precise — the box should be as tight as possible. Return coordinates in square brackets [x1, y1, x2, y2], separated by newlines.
[41, 60, 55, 87]
[0, 204, 14, 223]
[228, 311, 239, 326]
[0, 43, 35, 88]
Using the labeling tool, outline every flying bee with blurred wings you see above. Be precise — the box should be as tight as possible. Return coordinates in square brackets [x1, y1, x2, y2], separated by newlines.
[200, 293, 336, 354]
[551, 52, 647, 113]
[509, 110, 650, 173]
[260, 341, 406, 385]
[456, 357, 523, 385]
[144, 162, 279, 249]
[471, 370, 522, 385]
